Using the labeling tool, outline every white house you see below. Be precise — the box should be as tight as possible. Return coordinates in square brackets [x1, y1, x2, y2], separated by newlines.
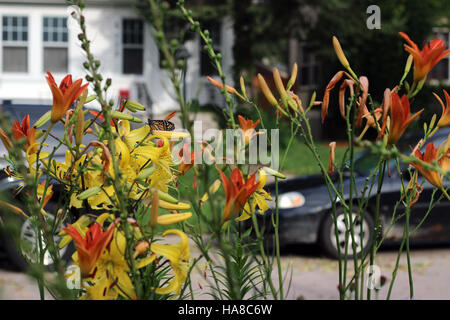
[0, 0, 234, 119]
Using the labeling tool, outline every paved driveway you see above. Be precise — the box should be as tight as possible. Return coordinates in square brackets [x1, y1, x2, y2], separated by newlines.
[1, 243, 450, 300]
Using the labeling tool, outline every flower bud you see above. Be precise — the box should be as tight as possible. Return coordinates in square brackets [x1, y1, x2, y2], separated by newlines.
[149, 190, 159, 228]
[125, 100, 146, 111]
[33, 111, 52, 129]
[257, 74, 278, 107]
[328, 142, 336, 174]
[77, 186, 102, 200]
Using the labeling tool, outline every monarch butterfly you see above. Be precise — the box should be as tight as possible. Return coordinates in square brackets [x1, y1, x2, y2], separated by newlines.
[147, 119, 175, 132]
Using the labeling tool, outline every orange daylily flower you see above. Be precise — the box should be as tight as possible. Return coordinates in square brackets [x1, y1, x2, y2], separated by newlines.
[37, 181, 54, 209]
[433, 89, 450, 128]
[46, 71, 89, 123]
[11, 115, 37, 153]
[410, 140, 450, 189]
[321, 71, 355, 123]
[399, 32, 450, 83]
[218, 168, 259, 223]
[238, 115, 261, 145]
[387, 92, 423, 146]
[63, 222, 115, 278]
[376, 88, 392, 141]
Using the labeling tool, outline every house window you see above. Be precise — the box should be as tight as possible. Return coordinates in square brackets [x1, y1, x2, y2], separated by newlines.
[2, 16, 28, 72]
[299, 44, 319, 87]
[43, 17, 68, 73]
[122, 19, 143, 75]
[200, 21, 221, 76]
[429, 30, 449, 81]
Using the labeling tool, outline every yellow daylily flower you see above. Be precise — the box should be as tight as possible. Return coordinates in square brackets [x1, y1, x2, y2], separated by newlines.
[151, 229, 190, 296]
[236, 169, 273, 221]
[87, 229, 154, 299]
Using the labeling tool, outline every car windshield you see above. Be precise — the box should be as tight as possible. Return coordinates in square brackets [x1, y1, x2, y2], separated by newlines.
[353, 128, 450, 175]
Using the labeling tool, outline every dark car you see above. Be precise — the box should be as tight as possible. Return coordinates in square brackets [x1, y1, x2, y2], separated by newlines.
[0, 103, 96, 270]
[259, 128, 450, 259]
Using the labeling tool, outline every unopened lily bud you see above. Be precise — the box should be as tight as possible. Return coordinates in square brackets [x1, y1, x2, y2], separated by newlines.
[133, 241, 150, 259]
[125, 100, 146, 111]
[149, 190, 159, 228]
[0, 200, 28, 218]
[150, 130, 190, 139]
[158, 200, 191, 210]
[261, 166, 286, 179]
[157, 190, 178, 204]
[77, 186, 102, 200]
[257, 74, 278, 107]
[239, 76, 247, 99]
[34, 111, 52, 129]
[429, 114, 437, 132]
[110, 111, 142, 123]
[157, 211, 192, 225]
[75, 90, 88, 145]
[85, 95, 97, 103]
[206, 76, 245, 100]
[332, 36, 350, 70]
[286, 63, 298, 91]
[200, 179, 222, 203]
[328, 142, 336, 174]
[402, 54, 414, 80]
[0, 128, 12, 151]
[138, 166, 157, 179]
[273, 68, 288, 105]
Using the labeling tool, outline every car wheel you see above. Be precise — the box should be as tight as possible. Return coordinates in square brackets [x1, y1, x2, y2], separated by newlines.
[319, 208, 374, 259]
[1, 200, 74, 271]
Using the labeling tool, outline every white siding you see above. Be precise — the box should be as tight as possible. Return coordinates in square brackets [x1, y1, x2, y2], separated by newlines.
[0, 3, 235, 118]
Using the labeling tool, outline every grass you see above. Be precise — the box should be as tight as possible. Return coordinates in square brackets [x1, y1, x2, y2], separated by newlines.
[280, 138, 362, 176]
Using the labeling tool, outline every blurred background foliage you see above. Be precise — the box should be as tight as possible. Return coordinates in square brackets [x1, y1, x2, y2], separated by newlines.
[135, 0, 450, 171]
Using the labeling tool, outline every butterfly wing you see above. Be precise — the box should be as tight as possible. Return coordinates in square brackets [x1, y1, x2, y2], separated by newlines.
[148, 119, 175, 131]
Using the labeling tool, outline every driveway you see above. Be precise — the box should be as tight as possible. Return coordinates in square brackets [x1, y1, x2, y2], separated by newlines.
[1, 243, 450, 300]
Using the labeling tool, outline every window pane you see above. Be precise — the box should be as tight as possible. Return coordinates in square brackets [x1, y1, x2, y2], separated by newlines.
[123, 48, 143, 74]
[429, 58, 449, 81]
[3, 46, 28, 72]
[122, 19, 143, 45]
[3, 16, 28, 42]
[43, 17, 68, 43]
[43, 47, 68, 73]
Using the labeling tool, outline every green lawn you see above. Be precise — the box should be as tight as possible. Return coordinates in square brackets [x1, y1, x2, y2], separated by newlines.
[280, 139, 361, 176]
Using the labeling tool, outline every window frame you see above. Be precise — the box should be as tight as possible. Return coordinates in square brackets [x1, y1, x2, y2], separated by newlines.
[122, 18, 144, 75]
[428, 27, 450, 84]
[1, 15, 29, 73]
[298, 42, 320, 90]
[42, 16, 69, 74]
